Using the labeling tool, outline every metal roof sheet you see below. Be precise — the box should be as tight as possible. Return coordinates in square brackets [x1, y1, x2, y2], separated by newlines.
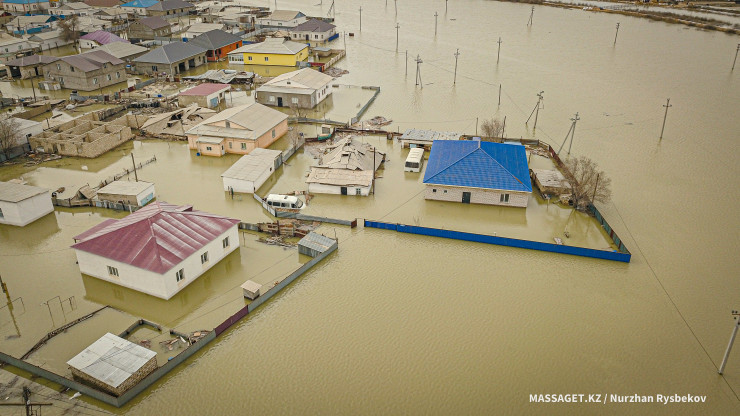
[95, 41, 148, 59]
[0, 181, 49, 203]
[146, 0, 192, 11]
[265, 10, 305, 21]
[229, 38, 307, 56]
[400, 129, 461, 142]
[317, 137, 383, 171]
[60, 50, 123, 72]
[66, 333, 155, 389]
[121, 0, 158, 7]
[261, 67, 333, 91]
[298, 232, 336, 253]
[423, 141, 532, 192]
[531, 169, 571, 189]
[186, 103, 287, 140]
[178, 83, 230, 96]
[71, 202, 240, 274]
[97, 180, 153, 196]
[135, 15, 170, 30]
[134, 41, 206, 65]
[5, 54, 59, 67]
[305, 168, 373, 187]
[80, 30, 129, 45]
[220, 148, 281, 182]
[196, 136, 225, 144]
[291, 18, 335, 33]
[189, 29, 242, 50]
[28, 30, 64, 41]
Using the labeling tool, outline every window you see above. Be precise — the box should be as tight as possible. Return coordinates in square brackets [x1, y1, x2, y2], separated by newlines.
[152, 65, 158, 71]
[93, 77, 98, 84]
[314, 35, 318, 39]
[103, 63, 107, 69]
[229, 142, 232, 149]
[248, 56, 252, 61]
[264, 57, 268, 62]
[116, 71, 120, 78]
[241, 143, 246, 150]
[356, 188, 362, 195]
[0, 207, 3, 218]
[70, 65, 75, 72]
[271, 129, 276, 138]
[107, 266, 119, 277]
[56, 63, 61, 70]
[206, 146, 212, 151]
[291, 97, 298, 104]
[269, 96, 275, 102]
[225, 121, 230, 128]
[107, 74, 112, 81]
[500, 194, 510, 203]
[175, 269, 184, 282]
[200, 252, 209, 264]
[432, 189, 437, 193]
[222, 237, 230, 248]
[444, 190, 447, 194]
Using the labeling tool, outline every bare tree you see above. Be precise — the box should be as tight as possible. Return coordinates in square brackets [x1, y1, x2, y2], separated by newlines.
[0, 117, 21, 159]
[480, 117, 503, 139]
[58, 15, 81, 47]
[563, 156, 612, 210]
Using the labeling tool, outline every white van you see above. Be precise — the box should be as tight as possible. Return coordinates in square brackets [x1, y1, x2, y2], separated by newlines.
[266, 194, 304, 210]
[404, 148, 424, 172]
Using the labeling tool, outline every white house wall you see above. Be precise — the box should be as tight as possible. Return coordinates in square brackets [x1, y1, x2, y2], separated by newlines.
[74, 225, 240, 300]
[308, 183, 370, 196]
[424, 185, 529, 207]
[134, 184, 156, 206]
[0, 192, 54, 226]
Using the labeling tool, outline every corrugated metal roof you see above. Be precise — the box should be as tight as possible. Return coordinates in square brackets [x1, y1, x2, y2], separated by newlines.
[146, 0, 192, 11]
[186, 103, 287, 140]
[134, 41, 205, 65]
[28, 30, 64, 41]
[60, 50, 123, 72]
[95, 41, 148, 59]
[71, 202, 240, 274]
[400, 129, 461, 142]
[265, 10, 304, 21]
[531, 169, 571, 189]
[221, 148, 281, 182]
[67, 333, 155, 389]
[97, 180, 154, 196]
[306, 168, 373, 187]
[196, 136, 225, 144]
[291, 18, 335, 33]
[5, 54, 59, 67]
[80, 30, 129, 45]
[84, 0, 123, 7]
[298, 232, 336, 253]
[318, 137, 383, 171]
[423, 140, 532, 192]
[60, 2, 92, 10]
[184, 23, 225, 35]
[229, 38, 307, 56]
[135, 16, 170, 30]
[261, 67, 333, 91]
[189, 29, 242, 50]
[121, 0, 158, 7]
[179, 83, 230, 96]
[0, 181, 49, 203]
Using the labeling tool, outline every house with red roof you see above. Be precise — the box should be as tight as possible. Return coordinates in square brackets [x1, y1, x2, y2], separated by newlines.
[71, 202, 240, 299]
[178, 83, 230, 108]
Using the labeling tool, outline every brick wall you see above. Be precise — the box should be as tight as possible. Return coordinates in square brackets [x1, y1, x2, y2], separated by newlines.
[71, 355, 156, 397]
[424, 185, 529, 208]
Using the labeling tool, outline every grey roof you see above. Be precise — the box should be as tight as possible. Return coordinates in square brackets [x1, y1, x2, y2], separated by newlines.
[265, 10, 304, 22]
[531, 169, 571, 190]
[67, 333, 156, 389]
[298, 232, 336, 254]
[60, 50, 123, 72]
[97, 180, 154, 196]
[60, 2, 92, 9]
[28, 30, 64, 41]
[291, 18, 335, 33]
[260, 68, 333, 91]
[305, 167, 373, 187]
[95, 41, 149, 59]
[186, 103, 287, 141]
[400, 129, 461, 142]
[221, 148, 282, 182]
[318, 137, 383, 171]
[189, 29, 242, 50]
[229, 38, 307, 56]
[146, 0, 193, 11]
[136, 16, 170, 30]
[5, 54, 59, 67]
[134, 41, 206, 64]
[0, 181, 50, 203]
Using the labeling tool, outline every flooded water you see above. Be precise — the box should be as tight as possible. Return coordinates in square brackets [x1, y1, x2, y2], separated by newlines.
[1, 0, 739, 414]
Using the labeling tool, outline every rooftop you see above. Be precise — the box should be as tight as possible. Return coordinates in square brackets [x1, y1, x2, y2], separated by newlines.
[97, 180, 153, 196]
[221, 148, 282, 182]
[121, 0, 158, 7]
[0, 181, 49, 203]
[66, 333, 156, 389]
[60, 50, 123, 72]
[423, 140, 532, 192]
[95, 41, 149, 59]
[134, 41, 206, 65]
[179, 83, 230, 96]
[71, 202, 240, 274]
[5, 54, 59, 67]
[80, 30, 129, 45]
[229, 37, 307, 56]
[291, 18, 336, 33]
[317, 137, 384, 171]
[298, 232, 336, 254]
[189, 29, 242, 50]
[146, 0, 193, 11]
[264, 10, 305, 22]
[186, 103, 287, 141]
[400, 129, 462, 142]
[261, 67, 333, 91]
[305, 168, 373, 187]
[135, 16, 170, 30]
[84, 0, 124, 7]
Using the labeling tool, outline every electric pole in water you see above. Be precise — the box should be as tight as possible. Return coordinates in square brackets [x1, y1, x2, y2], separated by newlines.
[405, 50, 408, 76]
[526, 91, 544, 130]
[446, 0, 448, 13]
[498, 84, 501, 106]
[557, 112, 580, 155]
[659, 98, 671, 140]
[497, 37, 502, 63]
[719, 310, 740, 375]
[453, 49, 460, 85]
[359, 6, 362, 32]
[528, 6, 534, 26]
[614, 22, 620, 46]
[415, 54, 423, 87]
[435, 11, 438, 36]
[395, 23, 400, 51]
[732, 43, 740, 71]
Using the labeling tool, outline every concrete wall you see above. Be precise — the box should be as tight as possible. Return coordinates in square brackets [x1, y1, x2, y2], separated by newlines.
[146, 7, 193, 17]
[255, 118, 288, 149]
[222, 167, 273, 193]
[71, 355, 156, 396]
[178, 89, 226, 108]
[127, 22, 171, 40]
[42, 61, 126, 91]
[290, 28, 336, 43]
[308, 183, 370, 196]
[134, 53, 206, 75]
[0, 192, 54, 226]
[196, 141, 225, 156]
[97, 183, 155, 206]
[424, 185, 529, 208]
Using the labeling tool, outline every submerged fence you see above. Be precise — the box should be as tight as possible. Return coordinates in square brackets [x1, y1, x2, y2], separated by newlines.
[364, 220, 631, 263]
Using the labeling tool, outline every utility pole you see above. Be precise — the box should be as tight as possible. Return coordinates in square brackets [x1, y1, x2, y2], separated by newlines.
[453, 49, 460, 85]
[359, 6, 362, 32]
[446, 0, 448, 13]
[719, 310, 740, 375]
[435, 11, 438, 36]
[131, 153, 138, 181]
[497, 37, 502, 63]
[415, 54, 423, 87]
[475, 117, 478, 135]
[30, 79, 37, 102]
[405, 50, 408, 76]
[502, 116, 506, 139]
[498, 84, 501, 106]
[528, 6, 534, 26]
[568, 112, 579, 154]
[613, 22, 620, 46]
[0, 387, 51, 413]
[659, 98, 671, 140]
[395, 0, 397, 14]
[343, 31, 346, 50]
[395, 23, 400, 51]
[732, 43, 739, 71]
[526, 91, 544, 130]
[592, 173, 600, 202]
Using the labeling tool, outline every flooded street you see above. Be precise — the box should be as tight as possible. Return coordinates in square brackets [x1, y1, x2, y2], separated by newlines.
[1, 0, 739, 414]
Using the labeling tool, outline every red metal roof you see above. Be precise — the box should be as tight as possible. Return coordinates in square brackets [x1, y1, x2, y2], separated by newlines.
[71, 202, 240, 274]
[179, 83, 230, 96]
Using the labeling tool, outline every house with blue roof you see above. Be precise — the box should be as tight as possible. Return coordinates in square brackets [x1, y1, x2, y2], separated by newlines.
[3, 0, 51, 15]
[121, 0, 159, 15]
[423, 140, 532, 207]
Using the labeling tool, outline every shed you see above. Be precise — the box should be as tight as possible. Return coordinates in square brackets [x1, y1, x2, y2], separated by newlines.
[241, 280, 262, 300]
[221, 148, 282, 193]
[530, 168, 572, 196]
[96, 180, 156, 206]
[67, 333, 157, 397]
[178, 83, 230, 108]
[399, 129, 462, 149]
[298, 232, 337, 257]
[0, 181, 54, 226]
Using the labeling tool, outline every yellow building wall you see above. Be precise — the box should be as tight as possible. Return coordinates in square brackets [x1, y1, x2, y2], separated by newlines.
[242, 48, 308, 67]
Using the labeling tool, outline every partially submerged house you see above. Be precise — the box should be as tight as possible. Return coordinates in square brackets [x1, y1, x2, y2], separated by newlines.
[3, 0, 51, 15]
[305, 137, 384, 196]
[0, 36, 39, 63]
[95, 41, 149, 64]
[289, 18, 337, 44]
[256, 68, 333, 109]
[256, 10, 306, 29]
[79, 30, 129, 49]
[127, 15, 171, 41]
[132, 41, 206, 75]
[399, 129, 462, 149]
[181, 22, 225, 40]
[96, 180, 155, 206]
[27, 29, 72, 51]
[178, 83, 230, 108]
[42, 49, 125, 91]
[5, 54, 58, 79]
[71, 202, 241, 300]
[0, 181, 54, 226]
[189, 29, 242, 62]
[221, 147, 282, 193]
[67, 333, 156, 396]
[140, 105, 215, 138]
[5, 15, 56, 35]
[120, 0, 158, 16]
[423, 140, 532, 207]
[530, 168, 571, 197]
[145, 0, 193, 17]
[185, 102, 288, 157]
[50, 2, 93, 16]
[227, 37, 308, 67]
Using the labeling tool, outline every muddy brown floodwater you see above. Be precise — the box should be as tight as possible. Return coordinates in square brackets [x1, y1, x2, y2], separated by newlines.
[0, 0, 739, 414]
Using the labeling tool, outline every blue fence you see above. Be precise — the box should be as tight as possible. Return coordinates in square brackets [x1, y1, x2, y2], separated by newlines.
[364, 220, 631, 263]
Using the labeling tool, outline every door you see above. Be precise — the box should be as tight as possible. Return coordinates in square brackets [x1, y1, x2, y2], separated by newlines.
[462, 192, 471, 204]
[277, 97, 283, 107]
[341, 187, 347, 195]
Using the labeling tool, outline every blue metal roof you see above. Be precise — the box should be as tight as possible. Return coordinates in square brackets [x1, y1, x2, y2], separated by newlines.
[121, 0, 159, 7]
[423, 140, 532, 192]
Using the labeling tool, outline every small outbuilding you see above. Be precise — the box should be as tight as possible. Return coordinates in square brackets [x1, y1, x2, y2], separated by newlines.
[96, 180, 156, 206]
[178, 83, 230, 108]
[241, 280, 262, 300]
[530, 168, 572, 197]
[255, 67, 333, 109]
[67, 332, 156, 397]
[221, 148, 282, 193]
[298, 232, 337, 257]
[399, 129, 462, 149]
[0, 181, 54, 227]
